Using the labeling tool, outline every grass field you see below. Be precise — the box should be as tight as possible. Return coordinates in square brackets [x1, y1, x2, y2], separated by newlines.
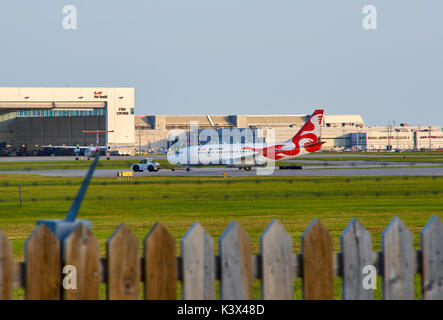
[0, 159, 308, 171]
[0, 159, 174, 171]
[1, 173, 442, 299]
[320, 151, 443, 156]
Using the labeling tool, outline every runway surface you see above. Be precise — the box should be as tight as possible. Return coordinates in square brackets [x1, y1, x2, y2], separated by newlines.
[285, 159, 443, 169]
[0, 154, 442, 177]
[0, 155, 164, 161]
[2, 166, 442, 177]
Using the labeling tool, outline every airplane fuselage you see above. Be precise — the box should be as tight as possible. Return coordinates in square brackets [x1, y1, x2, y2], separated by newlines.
[168, 141, 318, 167]
[75, 146, 100, 158]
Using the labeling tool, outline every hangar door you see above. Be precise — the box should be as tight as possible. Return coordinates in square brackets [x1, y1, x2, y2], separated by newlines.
[2, 101, 108, 151]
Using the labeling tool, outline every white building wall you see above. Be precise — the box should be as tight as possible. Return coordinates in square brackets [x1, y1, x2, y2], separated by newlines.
[416, 130, 443, 149]
[0, 87, 135, 145]
[349, 127, 443, 150]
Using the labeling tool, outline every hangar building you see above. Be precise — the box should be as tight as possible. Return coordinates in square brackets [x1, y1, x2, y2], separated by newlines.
[134, 114, 365, 151]
[0, 87, 134, 155]
[135, 113, 443, 152]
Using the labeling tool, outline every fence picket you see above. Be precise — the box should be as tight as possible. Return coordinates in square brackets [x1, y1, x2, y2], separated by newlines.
[219, 221, 253, 300]
[3, 217, 442, 300]
[421, 215, 443, 300]
[260, 219, 293, 299]
[301, 219, 333, 300]
[341, 219, 374, 300]
[107, 223, 140, 300]
[25, 224, 61, 300]
[0, 230, 13, 300]
[382, 217, 415, 300]
[181, 222, 215, 300]
[63, 224, 100, 300]
[144, 222, 177, 300]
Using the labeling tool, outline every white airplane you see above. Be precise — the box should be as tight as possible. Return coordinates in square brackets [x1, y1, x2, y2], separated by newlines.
[168, 109, 325, 171]
[44, 130, 130, 160]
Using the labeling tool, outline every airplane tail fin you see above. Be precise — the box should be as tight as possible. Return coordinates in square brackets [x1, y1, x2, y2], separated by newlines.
[82, 130, 114, 147]
[289, 109, 324, 152]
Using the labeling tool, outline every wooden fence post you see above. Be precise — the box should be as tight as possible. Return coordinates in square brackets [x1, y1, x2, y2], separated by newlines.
[341, 219, 374, 300]
[219, 221, 253, 300]
[144, 222, 177, 300]
[10, 217, 443, 300]
[260, 219, 293, 299]
[421, 215, 443, 300]
[25, 224, 61, 300]
[0, 230, 13, 300]
[63, 224, 100, 300]
[301, 219, 334, 300]
[181, 222, 215, 300]
[107, 223, 140, 300]
[382, 217, 415, 300]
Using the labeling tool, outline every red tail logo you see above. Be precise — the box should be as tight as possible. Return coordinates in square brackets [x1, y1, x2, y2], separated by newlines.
[242, 109, 324, 160]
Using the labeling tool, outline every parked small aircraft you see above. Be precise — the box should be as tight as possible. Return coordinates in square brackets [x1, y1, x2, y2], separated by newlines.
[44, 130, 131, 160]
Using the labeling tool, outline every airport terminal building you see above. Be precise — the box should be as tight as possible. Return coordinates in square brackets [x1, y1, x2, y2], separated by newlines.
[0, 87, 442, 155]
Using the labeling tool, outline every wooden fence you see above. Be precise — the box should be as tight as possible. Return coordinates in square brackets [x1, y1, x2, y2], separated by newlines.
[0, 216, 442, 300]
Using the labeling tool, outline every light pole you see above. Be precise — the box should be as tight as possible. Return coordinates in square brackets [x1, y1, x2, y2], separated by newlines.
[138, 131, 141, 155]
[429, 126, 432, 150]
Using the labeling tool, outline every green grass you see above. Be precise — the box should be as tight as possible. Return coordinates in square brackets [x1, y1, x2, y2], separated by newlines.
[318, 151, 443, 156]
[0, 174, 442, 299]
[0, 159, 179, 171]
[0, 159, 310, 171]
[304, 165, 443, 170]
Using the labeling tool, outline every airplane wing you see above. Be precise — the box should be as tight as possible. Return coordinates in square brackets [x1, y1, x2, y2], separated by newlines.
[105, 145, 135, 149]
[43, 145, 134, 150]
[42, 145, 89, 149]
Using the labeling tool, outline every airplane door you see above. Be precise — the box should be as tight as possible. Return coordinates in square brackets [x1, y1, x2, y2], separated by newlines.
[189, 146, 198, 165]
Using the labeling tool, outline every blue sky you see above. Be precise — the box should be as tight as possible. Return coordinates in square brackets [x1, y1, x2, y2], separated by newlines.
[0, 1, 442, 126]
